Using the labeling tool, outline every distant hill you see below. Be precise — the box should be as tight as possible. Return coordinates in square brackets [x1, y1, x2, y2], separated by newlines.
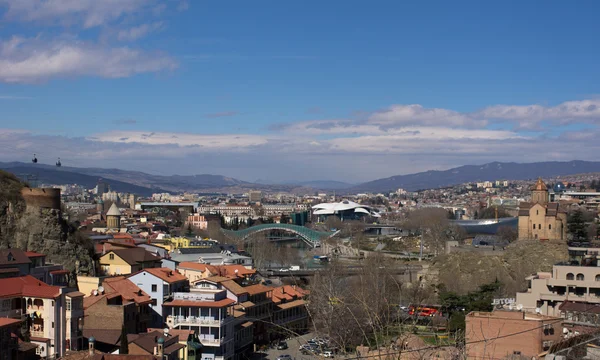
[0, 164, 164, 196]
[352, 161, 600, 192]
[255, 179, 354, 190]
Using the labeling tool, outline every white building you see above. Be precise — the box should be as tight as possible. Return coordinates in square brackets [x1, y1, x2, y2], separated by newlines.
[164, 284, 236, 360]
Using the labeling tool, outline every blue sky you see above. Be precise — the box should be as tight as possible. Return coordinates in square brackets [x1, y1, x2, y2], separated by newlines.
[1, 0, 600, 183]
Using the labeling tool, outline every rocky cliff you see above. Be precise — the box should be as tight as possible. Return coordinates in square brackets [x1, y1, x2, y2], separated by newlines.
[432, 240, 568, 296]
[0, 170, 96, 276]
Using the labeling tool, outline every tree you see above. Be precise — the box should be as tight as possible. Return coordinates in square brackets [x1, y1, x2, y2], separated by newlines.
[403, 208, 453, 256]
[476, 206, 511, 220]
[568, 209, 587, 241]
[497, 225, 518, 243]
[120, 325, 129, 354]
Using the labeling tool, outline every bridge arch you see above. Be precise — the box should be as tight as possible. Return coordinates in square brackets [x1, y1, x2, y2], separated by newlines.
[221, 223, 337, 248]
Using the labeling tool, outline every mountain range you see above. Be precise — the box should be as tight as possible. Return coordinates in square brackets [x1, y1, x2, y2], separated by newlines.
[351, 160, 600, 192]
[2, 160, 600, 195]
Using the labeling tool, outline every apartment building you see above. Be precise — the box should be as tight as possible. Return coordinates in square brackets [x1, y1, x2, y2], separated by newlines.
[516, 246, 600, 323]
[128, 268, 189, 327]
[465, 310, 562, 359]
[0, 249, 68, 286]
[99, 248, 162, 276]
[0, 275, 85, 358]
[269, 285, 309, 339]
[164, 282, 236, 360]
[0, 318, 21, 360]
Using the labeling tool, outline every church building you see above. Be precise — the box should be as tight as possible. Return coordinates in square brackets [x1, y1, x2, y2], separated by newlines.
[517, 178, 567, 241]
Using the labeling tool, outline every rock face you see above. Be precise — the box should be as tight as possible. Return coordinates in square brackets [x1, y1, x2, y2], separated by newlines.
[432, 241, 568, 296]
[0, 170, 96, 276]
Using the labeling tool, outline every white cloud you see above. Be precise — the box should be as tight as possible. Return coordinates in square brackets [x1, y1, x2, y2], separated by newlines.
[0, 36, 177, 83]
[117, 21, 164, 41]
[91, 131, 270, 150]
[0, 0, 155, 28]
[368, 104, 486, 128]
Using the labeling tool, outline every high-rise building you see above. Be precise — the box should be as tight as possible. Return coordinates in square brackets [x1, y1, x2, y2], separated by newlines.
[95, 179, 110, 196]
[248, 190, 262, 203]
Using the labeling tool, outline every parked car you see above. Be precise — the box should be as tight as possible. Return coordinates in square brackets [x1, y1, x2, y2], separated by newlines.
[277, 355, 292, 360]
[277, 341, 288, 350]
[322, 351, 334, 358]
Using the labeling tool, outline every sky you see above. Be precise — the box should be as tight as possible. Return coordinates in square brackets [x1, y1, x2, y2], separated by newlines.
[1, 0, 600, 183]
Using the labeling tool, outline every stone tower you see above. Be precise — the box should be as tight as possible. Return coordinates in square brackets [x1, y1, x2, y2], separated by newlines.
[531, 177, 549, 205]
[106, 203, 121, 229]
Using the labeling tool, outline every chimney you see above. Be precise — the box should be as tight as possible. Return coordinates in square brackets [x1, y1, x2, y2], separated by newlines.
[89, 336, 96, 355]
[157, 337, 165, 358]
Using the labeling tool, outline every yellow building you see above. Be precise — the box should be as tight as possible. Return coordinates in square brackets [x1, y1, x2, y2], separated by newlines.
[518, 178, 567, 241]
[99, 248, 162, 276]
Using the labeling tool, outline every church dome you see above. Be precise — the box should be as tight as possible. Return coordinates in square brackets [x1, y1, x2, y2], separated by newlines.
[553, 182, 566, 192]
[106, 203, 121, 216]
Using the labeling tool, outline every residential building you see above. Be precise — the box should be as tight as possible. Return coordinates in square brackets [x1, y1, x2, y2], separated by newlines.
[128, 268, 189, 327]
[465, 310, 562, 359]
[148, 328, 201, 360]
[0, 318, 21, 360]
[83, 277, 152, 352]
[177, 263, 256, 284]
[186, 214, 209, 230]
[517, 178, 567, 241]
[99, 248, 162, 276]
[164, 280, 236, 360]
[127, 330, 185, 360]
[0, 275, 84, 358]
[269, 285, 309, 339]
[0, 249, 68, 286]
[248, 191, 262, 203]
[516, 245, 600, 328]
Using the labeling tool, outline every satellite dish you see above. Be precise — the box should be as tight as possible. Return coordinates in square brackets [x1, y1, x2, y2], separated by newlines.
[164, 328, 169, 335]
[98, 286, 105, 294]
[234, 269, 239, 274]
[535, 307, 541, 314]
[563, 327, 569, 334]
[508, 304, 513, 310]
[92, 290, 98, 296]
[517, 304, 523, 311]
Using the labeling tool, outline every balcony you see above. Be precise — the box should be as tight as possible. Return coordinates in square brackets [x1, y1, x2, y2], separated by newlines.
[166, 315, 229, 327]
[31, 330, 44, 338]
[274, 313, 308, 325]
[0, 309, 23, 319]
[198, 335, 225, 346]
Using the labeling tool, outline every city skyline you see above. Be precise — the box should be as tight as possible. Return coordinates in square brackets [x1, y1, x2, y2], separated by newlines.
[1, 1, 600, 182]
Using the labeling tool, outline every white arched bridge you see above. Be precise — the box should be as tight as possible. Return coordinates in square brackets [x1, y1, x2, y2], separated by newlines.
[221, 223, 338, 248]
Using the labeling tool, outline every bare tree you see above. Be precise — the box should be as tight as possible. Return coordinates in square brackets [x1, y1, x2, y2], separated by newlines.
[404, 208, 453, 256]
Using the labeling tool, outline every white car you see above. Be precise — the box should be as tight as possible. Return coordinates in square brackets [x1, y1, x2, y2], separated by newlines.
[322, 351, 334, 358]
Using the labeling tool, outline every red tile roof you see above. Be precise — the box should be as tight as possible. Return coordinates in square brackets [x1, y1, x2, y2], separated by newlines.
[0, 275, 61, 299]
[134, 268, 188, 284]
[0, 318, 21, 327]
[244, 284, 272, 296]
[24, 251, 46, 258]
[269, 285, 309, 304]
[163, 298, 235, 308]
[0, 249, 31, 265]
[178, 262, 216, 273]
[102, 277, 151, 305]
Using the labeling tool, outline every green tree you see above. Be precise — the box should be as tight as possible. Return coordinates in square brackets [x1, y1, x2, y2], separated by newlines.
[568, 209, 587, 241]
[120, 325, 129, 354]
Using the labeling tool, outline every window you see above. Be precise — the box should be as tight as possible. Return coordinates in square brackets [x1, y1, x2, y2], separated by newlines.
[52, 322, 55, 329]
[577, 274, 585, 281]
[538, 224, 542, 230]
[66, 299, 71, 311]
[151, 298, 157, 306]
[596, 275, 600, 282]
[537, 210, 539, 215]
[549, 224, 552, 230]
[151, 284, 157, 292]
[533, 224, 536, 230]
[109, 253, 114, 260]
[567, 273, 574, 280]
[51, 301, 54, 307]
